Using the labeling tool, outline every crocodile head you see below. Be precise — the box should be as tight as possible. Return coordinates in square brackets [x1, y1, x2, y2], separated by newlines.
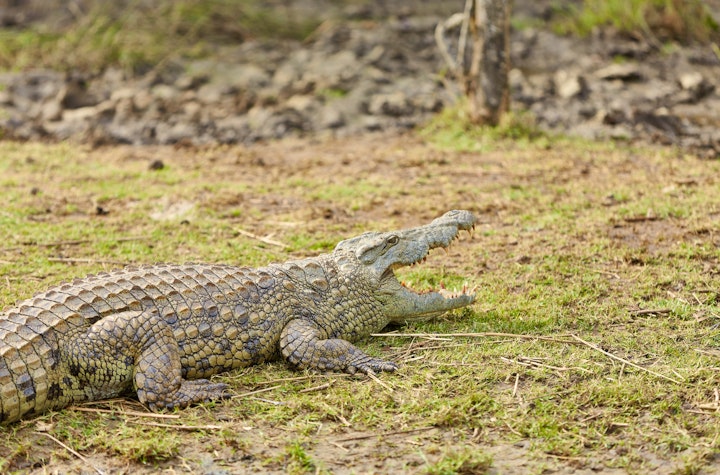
[334, 210, 477, 322]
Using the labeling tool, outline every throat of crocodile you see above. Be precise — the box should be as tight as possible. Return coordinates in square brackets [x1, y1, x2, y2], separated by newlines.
[378, 264, 475, 323]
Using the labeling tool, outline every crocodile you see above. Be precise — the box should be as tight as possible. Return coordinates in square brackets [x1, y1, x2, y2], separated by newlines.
[0, 210, 476, 423]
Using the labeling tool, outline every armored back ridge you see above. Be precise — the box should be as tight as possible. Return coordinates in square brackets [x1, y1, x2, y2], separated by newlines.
[0, 210, 477, 423]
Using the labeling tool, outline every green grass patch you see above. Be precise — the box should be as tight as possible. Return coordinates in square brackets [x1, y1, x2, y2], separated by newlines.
[0, 0, 322, 73]
[419, 102, 551, 152]
[553, 0, 719, 44]
[0, 134, 719, 472]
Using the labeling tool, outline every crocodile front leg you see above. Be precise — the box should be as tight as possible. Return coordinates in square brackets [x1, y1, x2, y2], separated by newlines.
[279, 319, 398, 375]
[63, 310, 228, 410]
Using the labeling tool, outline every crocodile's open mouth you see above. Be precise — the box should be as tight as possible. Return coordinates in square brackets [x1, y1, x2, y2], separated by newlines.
[378, 230, 476, 320]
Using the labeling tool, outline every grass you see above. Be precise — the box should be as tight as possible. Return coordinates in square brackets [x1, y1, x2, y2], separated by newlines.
[553, 0, 719, 44]
[0, 0, 322, 74]
[418, 102, 551, 153]
[2, 0, 716, 75]
[0, 130, 719, 473]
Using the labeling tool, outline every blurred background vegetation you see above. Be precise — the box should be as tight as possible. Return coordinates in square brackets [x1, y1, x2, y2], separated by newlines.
[0, 0, 717, 74]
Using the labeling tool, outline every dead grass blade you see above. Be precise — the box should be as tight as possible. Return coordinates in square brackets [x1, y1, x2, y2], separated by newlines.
[68, 406, 180, 419]
[299, 380, 336, 393]
[47, 257, 129, 266]
[37, 431, 106, 475]
[0, 235, 150, 252]
[236, 228, 287, 248]
[335, 426, 435, 442]
[125, 420, 223, 431]
[571, 334, 683, 384]
[372, 331, 581, 345]
[365, 371, 394, 392]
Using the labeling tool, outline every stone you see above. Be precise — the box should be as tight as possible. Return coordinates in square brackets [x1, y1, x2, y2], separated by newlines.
[368, 91, 411, 116]
[62, 106, 101, 122]
[40, 100, 62, 121]
[196, 83, 226, 104]
[595, 63, 643, 81]
[285, 95, 316, 113]
[132, 90, 154, 111]
[318, 105, 345, 129]
[151, 84, 179, 100]
[678, 71, 704, 90]
[554, 70, 586, 99]
[154, 121, 198, 144]
[215, 115, 251, 144]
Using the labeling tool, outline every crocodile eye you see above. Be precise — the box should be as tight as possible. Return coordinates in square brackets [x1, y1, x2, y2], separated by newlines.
[386, 235, 399, 245]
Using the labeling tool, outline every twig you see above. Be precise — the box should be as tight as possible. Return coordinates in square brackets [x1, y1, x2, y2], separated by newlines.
[249, 374, 350, 386]
[0, 236, 150, 252]
[630, 309, 671, 316]
[47, 257, 128, 266]
[299, 380, 335, 393]
[456, 0, 474, 67]
[236, 228, 287, 248]
[504, 420, 523, 437]
[571, 334, 683, 384]
[435, 12, 466, 76]
[372, 332, 582, 345]
[336, 426, 434, 442]
[512, 373, 520, 398]
[329, 441, 350, 452]
[365, 371, 393, 392]
[126, 420, 223, 431]
[248, 397, 284, 405]
[68, 406, 180, 419]
[37, 431, 106, 475]
[232, 385, 282, 399]
[501, 356, 591, 374]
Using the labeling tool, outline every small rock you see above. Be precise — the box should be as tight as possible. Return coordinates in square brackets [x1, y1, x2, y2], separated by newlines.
[175, 74, 208, 91]
[361, 115, 382, 131]
[196, 83, 226, 104]
[599, 107, 627, 126]
[595, 63, 642, 81]
[40, 100, 63, 121]
[110, 87, 137, 102]
[61, 77, 101, 109]
[215, 115, 251, 144]
[228, 64, 270, 90]
[318, 105, 345, 129]
[132, 90, 153, 111]
[368, 91, 411, 116]
[151, 84, 179, 100]
[633, 110, 683, 137]
[285, 95, 316, 113]
[678, 71, 704, 90]
[675, 71, 714, 103]
[62, 105, 101, 122]
[154, 121, 198, 144]
[554, 70, 586, 99]
[114, 98, 134, 122]
[182, 101, 202, 121]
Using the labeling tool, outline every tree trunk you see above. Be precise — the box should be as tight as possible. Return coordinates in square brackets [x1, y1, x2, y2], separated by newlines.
[467, 0, 511, 125]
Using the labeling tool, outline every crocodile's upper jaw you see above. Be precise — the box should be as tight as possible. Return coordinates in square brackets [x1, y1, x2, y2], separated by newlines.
[334, 210, 477, 322]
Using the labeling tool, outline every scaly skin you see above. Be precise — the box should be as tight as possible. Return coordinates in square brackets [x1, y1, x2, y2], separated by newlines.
[0, 210, 476, 423]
